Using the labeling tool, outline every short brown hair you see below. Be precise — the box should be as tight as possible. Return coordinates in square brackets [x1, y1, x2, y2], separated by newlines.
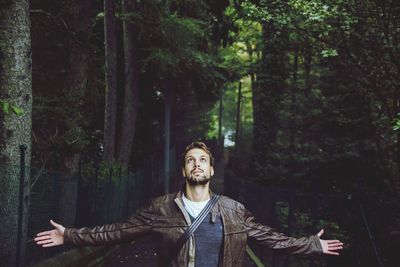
[182, 141, 214, 167]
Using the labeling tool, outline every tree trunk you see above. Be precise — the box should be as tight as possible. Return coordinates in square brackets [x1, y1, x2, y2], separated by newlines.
[0, 0, 32, 265]
[58, 0, 92, 227]
[164, 86, 171, 194]
[117, 0, 140, 168]
[285, 44, 299, 267]
[252, 21, 289, 183]
[234, 81, 242, 155]
[103, 0, 118, 164]
[60, 0, 91, 172]
[303, 40, 312, 98]
[218, 86, 224, 156]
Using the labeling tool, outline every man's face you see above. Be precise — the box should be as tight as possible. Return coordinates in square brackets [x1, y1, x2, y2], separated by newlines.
[182, 148, 214, 185]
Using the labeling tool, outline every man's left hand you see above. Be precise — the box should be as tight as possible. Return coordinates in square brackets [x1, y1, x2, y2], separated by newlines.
[317, 229, 343, 255]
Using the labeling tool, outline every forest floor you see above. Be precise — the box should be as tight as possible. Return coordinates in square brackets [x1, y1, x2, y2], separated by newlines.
[101, 235, 157, 267]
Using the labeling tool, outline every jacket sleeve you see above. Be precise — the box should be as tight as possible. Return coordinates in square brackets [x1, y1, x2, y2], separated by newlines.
[243, 208, 323, 255]
[64, 202, 157, 246]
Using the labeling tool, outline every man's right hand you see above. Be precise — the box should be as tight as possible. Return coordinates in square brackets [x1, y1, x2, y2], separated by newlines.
[34, 220, 65, 247]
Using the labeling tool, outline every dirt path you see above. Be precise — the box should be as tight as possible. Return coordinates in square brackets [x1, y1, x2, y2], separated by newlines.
[100, 236, 157, 267]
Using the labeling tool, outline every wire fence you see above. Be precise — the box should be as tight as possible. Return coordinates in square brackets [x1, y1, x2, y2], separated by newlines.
[2, 142, 397, 267]
[224, 172, 398, 267]
[0, 147, 177, 267]
[0, 164, 24, 267]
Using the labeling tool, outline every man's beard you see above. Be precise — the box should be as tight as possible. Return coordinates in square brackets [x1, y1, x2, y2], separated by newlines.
[185, 173, 210, 186]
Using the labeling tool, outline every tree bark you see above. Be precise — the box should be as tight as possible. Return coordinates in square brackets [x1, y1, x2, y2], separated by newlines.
[164, 86, 171, 194]
[103, 0, 118, 164]
[234, 81, 242, 155]
[58, 0, 92, 227]
[117, 0, 140, 168]
[218, 86, 224, 155]
[60, 0, 91, 172]
[303, 40, 312, 98]
[0, 0, 32, 265]
[288, 43, 298, 207]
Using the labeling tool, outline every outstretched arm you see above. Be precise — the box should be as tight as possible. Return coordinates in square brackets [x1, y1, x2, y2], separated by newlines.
[244, 208, 343, 256]
[317, 229, 343, 256]
[34, 220, 65, 247]
[34, 202, 156, 247]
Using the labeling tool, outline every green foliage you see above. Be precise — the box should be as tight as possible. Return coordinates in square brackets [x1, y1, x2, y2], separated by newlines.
[139, 12, 227, 90]
[98, 160, 128, 183]
[33, 93, 90, 153]
[63, 127, 90, 149]
[79, 158, 128, 186]
[321, 48, 338, 57]
[0, 99, 24, 116]
[207, 79, 253, 145]
[393, 114, 400, 132]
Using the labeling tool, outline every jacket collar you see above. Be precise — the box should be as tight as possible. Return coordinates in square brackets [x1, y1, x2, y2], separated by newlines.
[174, 184, 219, 225]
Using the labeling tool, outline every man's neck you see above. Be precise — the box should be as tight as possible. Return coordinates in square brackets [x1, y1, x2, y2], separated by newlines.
[185, 182, 210, 202]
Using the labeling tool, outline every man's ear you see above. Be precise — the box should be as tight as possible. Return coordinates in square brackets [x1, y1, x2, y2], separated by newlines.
[211, 166, 214, 176]
[182, 168, 186, 177]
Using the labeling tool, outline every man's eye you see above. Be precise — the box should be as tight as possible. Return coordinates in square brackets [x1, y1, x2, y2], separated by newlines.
[200, 158, 206, 162]
[187, 158, 193, 163]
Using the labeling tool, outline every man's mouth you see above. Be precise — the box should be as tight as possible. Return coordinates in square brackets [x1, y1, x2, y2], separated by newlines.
[192, 169, 203, 174]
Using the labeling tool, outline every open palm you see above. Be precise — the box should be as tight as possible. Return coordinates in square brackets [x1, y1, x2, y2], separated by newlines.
[317, 229, 343, 255]
[34, 220, 65, 247]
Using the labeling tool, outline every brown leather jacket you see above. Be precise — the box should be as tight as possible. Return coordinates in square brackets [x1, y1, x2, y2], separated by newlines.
[64, 191, 323, 266]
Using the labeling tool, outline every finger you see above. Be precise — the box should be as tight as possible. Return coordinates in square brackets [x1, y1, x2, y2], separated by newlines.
[326, 240, 341, 244]
[328, 243, 343, 247]
[327, 244, 343, 248]
[34, 235, 51, 241]
[328, 246, 343, 250]
[36, 230, 54, 236]
[317, 229, 324, 238]
[50, 220, 60, 228]
[37, 239, 53, 245]
[327, 243, 343, 247]
[42, 243, 58, 248]
[324, 251, 340, 256]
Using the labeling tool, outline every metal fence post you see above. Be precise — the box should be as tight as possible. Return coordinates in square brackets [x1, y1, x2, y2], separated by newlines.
[107, 167, 113, 223]
[16, 144, 27, 267]
[118, 167, 122, 219]
[93, 160, 99, 216]
[359, 199, 383, 267]
[125, 169, 130, 217]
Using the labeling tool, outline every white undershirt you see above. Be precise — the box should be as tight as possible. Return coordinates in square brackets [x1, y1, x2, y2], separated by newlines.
[182, 194, 210, 218]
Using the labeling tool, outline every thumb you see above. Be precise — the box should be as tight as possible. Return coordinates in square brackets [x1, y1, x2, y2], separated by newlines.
[317, 229, 324, 238]
[50, 219, 64, 232]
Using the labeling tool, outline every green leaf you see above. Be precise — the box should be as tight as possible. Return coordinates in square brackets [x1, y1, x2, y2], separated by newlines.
[11, 106, 24, 116]
[96, 12, 104, 18]
[321, 49, 338, 57]
[393, 114, 400, 131]
[2, 102, 10, 114]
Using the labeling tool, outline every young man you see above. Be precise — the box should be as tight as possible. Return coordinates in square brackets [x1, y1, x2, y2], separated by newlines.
[35, 141, 343, 266]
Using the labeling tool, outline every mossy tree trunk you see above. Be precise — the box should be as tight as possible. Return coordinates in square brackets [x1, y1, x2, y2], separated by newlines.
[0, 0, 32, 265]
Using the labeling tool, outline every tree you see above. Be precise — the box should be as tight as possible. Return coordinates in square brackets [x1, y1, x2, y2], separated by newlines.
[0, 0, 32, 265]
[116, 0, 140, 168]
[253, 18, 290, 184]
[103, 0, 118, 164]
[59, 0, 92, 173]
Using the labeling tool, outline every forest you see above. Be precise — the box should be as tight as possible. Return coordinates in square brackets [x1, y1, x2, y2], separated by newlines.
[0, 0, 399, 266]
